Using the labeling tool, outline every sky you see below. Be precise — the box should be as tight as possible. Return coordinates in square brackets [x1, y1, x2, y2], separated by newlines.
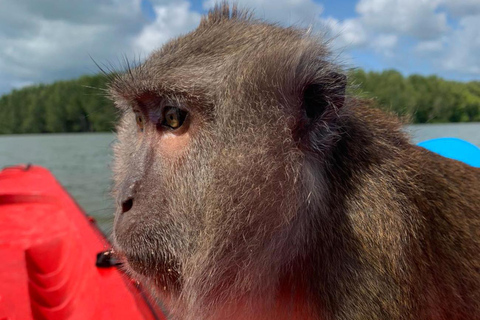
[1, 0, 480, 95]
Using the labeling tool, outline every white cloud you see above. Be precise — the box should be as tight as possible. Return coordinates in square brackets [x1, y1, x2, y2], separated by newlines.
[321, 17, 368, 50]
[320, 0, 449, 59]
[321, 17, 398, 58]
[134, 1, 201, 54]
[441, 14, 480, 75]
[371, 34, 398, 57]
[415, 39, 445, 54]
[412, 13, 480, 77]
[0, 0, 201, 95]
[441, 0, 480, 18]
[356, 0, 448, 40]
[320, 0, 480, 79]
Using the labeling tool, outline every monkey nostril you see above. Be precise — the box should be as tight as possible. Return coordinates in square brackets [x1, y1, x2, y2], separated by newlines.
[121, 198, 134, 214]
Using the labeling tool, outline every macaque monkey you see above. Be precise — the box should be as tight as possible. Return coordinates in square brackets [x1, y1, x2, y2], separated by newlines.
[110, 4, 480, 320]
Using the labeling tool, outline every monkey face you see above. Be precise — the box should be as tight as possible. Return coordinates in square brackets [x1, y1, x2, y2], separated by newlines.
[112, 94, 211, 292]
[111, 88, 305, 296]
[110, 8, 345, 308]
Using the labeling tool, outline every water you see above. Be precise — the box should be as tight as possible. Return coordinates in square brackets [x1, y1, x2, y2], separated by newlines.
[406, 122, 480, 146]
[1, 123, 479, 235]
[0, 133, 116, 234]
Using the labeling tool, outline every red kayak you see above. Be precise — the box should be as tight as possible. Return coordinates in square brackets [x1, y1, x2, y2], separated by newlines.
[0, 165, 167, 320]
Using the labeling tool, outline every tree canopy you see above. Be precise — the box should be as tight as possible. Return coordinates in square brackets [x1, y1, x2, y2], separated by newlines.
[0, 75, 116, 134]
[349, 69, 480, 123]
[0, 70, 479, 134]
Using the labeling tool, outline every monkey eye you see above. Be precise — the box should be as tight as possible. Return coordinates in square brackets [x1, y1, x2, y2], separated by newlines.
[162, 107, 187, 130]
[135, 112, 144, 132]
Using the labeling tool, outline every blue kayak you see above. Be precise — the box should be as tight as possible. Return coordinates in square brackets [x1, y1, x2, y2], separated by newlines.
[418, 137, 480, 168]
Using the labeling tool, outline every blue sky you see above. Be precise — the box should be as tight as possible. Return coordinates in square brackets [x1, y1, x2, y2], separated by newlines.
[1, 0, 479, 95]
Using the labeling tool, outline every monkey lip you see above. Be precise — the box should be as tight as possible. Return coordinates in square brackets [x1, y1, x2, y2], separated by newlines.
[114, 243, 182, 285]
[109, 246, 129, 268]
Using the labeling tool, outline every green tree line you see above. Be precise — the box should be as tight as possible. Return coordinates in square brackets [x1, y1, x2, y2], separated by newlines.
[350, 69, 480, 123]
[0, 70, 479, 134]
[0, 74, 116, 134]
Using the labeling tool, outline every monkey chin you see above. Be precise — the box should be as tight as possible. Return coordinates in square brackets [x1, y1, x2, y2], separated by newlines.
[112, 238, 183, 299]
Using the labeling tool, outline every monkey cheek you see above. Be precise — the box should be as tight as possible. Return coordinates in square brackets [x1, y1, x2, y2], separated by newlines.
[157, 131, 191, 160]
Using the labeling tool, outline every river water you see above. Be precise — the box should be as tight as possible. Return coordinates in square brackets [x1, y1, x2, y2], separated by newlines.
[1, 123, 479, 234]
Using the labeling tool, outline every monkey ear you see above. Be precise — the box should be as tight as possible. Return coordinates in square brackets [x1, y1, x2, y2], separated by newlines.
[303, 72, 346, 120]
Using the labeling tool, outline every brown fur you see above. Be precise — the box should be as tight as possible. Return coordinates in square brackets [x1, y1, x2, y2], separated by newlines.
[109, 4, 480, 320]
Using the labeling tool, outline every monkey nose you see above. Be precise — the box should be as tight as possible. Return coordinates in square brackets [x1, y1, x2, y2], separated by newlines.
[121, 198, 134, 214]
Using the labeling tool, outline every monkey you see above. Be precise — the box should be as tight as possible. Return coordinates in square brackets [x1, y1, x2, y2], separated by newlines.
[109, 4, 480, 320]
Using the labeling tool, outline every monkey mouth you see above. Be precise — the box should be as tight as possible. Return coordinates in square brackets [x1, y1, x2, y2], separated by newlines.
[113, 243, 183, 291]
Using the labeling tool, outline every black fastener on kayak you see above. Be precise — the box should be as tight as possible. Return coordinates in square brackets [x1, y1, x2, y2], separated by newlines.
[96, 249, 122, 268]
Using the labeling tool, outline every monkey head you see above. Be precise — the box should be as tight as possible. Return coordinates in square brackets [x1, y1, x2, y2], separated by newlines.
[110, 5, 346, 318]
